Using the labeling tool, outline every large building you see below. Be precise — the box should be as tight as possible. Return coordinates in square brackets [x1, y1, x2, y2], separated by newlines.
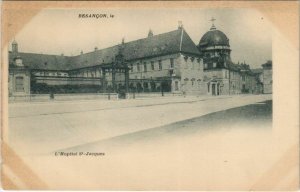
[8, 21, 271, 98]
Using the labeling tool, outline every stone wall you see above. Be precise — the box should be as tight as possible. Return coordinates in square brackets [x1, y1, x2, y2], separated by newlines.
[179, 54, 205, 95]
[9, 69, 31, 96]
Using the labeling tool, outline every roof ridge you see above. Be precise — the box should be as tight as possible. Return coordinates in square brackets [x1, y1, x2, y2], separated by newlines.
[18, 51, 71, 58]
[78, 29, 182, 58]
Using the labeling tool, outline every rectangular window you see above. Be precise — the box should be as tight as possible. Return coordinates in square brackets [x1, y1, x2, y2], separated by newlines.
[158, 60, 162, 70]
[204, 64, 208, 69]
[170, 58, 174, 68]
[130, 64, 133, 72]
[151, 61, 155, 70]
[137, 63, 140, 72]
[175, 81, 179, 91]
[213, 62, 217, 68]
[144, 62, 147, 72]
[15, 76, 24, 92]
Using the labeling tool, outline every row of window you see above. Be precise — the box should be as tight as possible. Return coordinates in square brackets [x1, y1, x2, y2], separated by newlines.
[204, 63, 217, 69]
[183, 79, 202, 86]
[130, 58, 174, 72]
[36, 72, 68, 77]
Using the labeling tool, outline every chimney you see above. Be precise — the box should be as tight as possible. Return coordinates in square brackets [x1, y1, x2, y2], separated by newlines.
[178, 21, 183, 29]
[148, 29, 153, 37]
[12, 39, 18, 54]
[81, 50, 83, 55]
[95, 47, 98, 51]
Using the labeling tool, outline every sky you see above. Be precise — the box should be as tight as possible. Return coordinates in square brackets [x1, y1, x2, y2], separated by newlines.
[13, 8, 272, 69]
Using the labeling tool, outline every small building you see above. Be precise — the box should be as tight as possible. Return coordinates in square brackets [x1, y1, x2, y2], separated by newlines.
[262, 60, 273, 94]
[8, 41, 31, 96]
[251, 68, 264, 94]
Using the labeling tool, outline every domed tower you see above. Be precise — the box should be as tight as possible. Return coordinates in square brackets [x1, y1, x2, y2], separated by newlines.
[198, 18, 231, 69]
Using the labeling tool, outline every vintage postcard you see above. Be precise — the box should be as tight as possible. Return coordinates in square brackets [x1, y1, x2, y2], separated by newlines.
[1, 1, 299, 190]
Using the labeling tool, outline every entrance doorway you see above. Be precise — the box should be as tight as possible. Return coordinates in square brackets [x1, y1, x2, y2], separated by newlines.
[212, 84, 216, 95]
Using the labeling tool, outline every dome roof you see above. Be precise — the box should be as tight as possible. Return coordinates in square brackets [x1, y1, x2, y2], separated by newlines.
[198, 29, 229, 48]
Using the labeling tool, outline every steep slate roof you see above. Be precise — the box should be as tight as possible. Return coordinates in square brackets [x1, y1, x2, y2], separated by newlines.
[9, 28, 200, 71]
[9, 52, 71, 71]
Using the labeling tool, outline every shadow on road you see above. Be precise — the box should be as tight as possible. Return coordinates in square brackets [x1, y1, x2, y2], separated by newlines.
[63, 100, 272, 152]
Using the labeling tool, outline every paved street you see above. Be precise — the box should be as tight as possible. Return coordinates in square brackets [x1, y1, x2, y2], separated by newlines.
[8, 94, 272, 155]
[66, 99, 272, 152]
[7, 94, 283, 190]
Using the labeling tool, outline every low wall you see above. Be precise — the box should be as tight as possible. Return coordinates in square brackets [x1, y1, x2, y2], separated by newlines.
[9, 93, 118, 102]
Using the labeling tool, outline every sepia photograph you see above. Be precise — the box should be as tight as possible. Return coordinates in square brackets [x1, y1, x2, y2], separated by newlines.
[1, 1, 299, 190]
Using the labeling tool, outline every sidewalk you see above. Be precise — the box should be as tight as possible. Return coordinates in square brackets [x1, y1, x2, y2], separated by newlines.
[9, 94, 234, 118]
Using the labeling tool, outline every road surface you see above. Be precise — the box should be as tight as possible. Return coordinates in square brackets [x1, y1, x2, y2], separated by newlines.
[7, 94, 272, 155]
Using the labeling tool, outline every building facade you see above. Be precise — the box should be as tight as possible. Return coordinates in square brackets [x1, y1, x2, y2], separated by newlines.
[8, 22, 271, 97]
[197, 22, 259, 95]
[262, 60, 273, 94]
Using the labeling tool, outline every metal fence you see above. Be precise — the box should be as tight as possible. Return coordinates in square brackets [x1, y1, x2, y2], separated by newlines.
[9, 93, 119, 102]
[127, 92, 183, 99]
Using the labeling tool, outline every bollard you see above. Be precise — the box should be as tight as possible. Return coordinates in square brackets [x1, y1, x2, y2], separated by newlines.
[108, 93, 111, 100]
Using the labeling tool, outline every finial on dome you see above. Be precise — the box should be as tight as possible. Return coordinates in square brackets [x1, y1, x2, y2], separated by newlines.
[210, 17, 216, 30]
